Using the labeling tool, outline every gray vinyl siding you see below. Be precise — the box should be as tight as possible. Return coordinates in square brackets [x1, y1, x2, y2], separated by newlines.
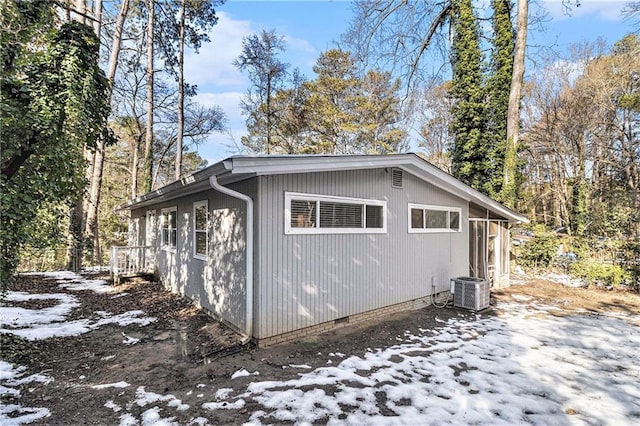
[255, 168, 468, 339]
[130, 180, 252, 333]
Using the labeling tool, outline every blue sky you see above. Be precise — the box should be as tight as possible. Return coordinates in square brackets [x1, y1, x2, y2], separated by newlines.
[184, 0, 637, 164]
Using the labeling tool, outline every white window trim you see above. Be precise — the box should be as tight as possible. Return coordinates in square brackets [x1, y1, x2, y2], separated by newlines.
[285, 191, 387, 235]
[193, 200, 208, 260]
[408, 203, 462, 233]
[160, 206, 178, 251]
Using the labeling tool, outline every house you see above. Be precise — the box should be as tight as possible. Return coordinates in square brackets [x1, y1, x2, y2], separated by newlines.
[115, 153, 528, 346]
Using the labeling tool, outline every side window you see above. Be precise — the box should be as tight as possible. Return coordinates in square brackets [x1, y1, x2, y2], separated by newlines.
[285, 192, 386, 234]
[193, 201, 208, 259]
[161, 207, 178, 249]
[408, 203, 462, 233]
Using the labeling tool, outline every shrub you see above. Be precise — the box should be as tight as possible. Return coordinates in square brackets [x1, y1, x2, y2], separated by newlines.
[519, 225, 560, 269]
[569, 260, 630, 288]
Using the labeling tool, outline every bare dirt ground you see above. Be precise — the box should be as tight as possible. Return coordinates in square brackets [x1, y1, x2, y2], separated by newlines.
[2, 273, 639, 425]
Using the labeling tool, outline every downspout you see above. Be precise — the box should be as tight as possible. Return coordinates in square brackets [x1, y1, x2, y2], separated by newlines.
[209, 175, 254, 344]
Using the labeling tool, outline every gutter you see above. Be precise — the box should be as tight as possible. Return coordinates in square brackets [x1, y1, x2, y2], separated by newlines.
[209, 174, 254, 344]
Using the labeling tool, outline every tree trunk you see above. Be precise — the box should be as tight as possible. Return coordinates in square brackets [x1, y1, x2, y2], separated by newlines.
[502, 0, 528, 208]
[93, 0, 103, 37]
[142, 0, 155, 193]
[66, 199, 84, 272]
[131, 135, 140, 198]
[84, 0, 130, 265]
[75, 0, 86, 24]
[175, 0, 186, 181]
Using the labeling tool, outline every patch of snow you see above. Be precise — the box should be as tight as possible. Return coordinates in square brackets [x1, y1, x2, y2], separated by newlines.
[188, 417, 209, 425]
[101, 355, 117, 361]
[58, 279, 114, 294]
[134, 386, 189, 411]
[110, 292, 130, 299]
[288, 364, 312, 369]
[201, 399, 246, 411]
[1, 291, 80, 327]
[1, 270, 156, 341]
[122, 332, 140, 346]
[0, 361, 51, 424]
[1, 293, 156, 341]
[92, 381, 130, 389]
[4, 318, 94, 340]
[105, 400, 122, 412]
[119, 413, 137, 426]
[94, 310, 156, 328]
[209, 300, 640, 425]
[214, 388, 233, 400]
[196, 383, 207, 388]
[538, 272, 586, 288]
[231, 368, 259, 379]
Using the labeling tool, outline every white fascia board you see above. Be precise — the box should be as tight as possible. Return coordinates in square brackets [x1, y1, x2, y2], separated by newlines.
[225, 154, 411, 176]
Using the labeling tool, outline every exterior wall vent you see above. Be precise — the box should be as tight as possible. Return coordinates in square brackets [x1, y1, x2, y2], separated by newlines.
[391, 168, 403, 189]
[334, 316, 349, 325]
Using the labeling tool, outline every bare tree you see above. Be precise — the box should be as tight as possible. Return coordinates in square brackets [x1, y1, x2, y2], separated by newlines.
[142, 0, 155, 193]
[234, 29, 289, 154]
[84, 0, 130, 264]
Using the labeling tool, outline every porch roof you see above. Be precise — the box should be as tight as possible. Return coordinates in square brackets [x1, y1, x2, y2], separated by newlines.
[117, 153, 529, 223]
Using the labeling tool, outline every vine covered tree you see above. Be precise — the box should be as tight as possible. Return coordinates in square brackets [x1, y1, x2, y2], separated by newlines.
[449, 0, 486, 192]
[484, 0, 514, 200]
[0, 0, 111, 287]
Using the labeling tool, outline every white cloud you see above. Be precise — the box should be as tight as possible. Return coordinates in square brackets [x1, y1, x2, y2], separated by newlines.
[184, 11, 252, 88]
[284, 34, 317, 54]
[542, 0, 626, 21]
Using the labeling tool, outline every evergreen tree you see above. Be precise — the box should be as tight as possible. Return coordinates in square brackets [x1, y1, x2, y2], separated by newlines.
[450, 0, 486, 191]
[305, 49, 360, 154]
[484, 0, 514, 199]
[355, 70, 407, 153]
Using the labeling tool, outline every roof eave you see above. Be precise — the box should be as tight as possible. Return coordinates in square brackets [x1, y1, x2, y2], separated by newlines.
[117, 153, 529, 224]
[115, 162, 230, 211]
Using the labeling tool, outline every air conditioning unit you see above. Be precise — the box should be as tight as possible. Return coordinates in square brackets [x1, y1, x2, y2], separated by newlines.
[452, 277, 490, 311]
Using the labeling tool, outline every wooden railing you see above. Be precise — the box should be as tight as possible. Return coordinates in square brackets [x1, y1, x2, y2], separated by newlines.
[110, 246, 154, 284]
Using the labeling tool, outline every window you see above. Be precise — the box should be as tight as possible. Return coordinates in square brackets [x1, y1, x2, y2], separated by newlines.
[161, 207, 177, 249]
[193, 201, 208, 259]
[408, 203, 461, 233]
[285, 192, 386, 234]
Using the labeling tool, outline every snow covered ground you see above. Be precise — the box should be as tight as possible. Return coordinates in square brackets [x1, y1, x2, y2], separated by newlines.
[1, 272, 639, 425]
